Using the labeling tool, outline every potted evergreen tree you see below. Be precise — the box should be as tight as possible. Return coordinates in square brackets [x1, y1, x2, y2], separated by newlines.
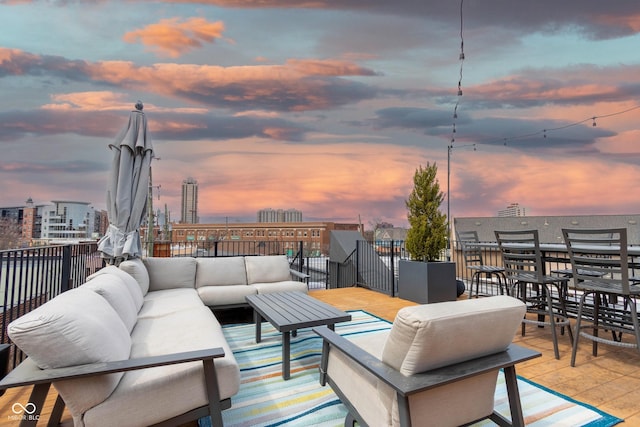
[398, 163, 457, 303]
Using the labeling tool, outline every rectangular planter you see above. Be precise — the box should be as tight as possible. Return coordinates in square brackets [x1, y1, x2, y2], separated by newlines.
[398, 260, 457, 304]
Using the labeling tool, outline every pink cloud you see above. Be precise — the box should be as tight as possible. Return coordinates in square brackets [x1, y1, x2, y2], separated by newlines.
[123, 17, 226, 58]
[42, 91, 132, 111]
[0, 48, 379, 112]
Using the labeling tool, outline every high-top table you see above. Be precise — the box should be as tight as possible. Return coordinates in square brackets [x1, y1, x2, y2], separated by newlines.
[245, 291, 351, 380]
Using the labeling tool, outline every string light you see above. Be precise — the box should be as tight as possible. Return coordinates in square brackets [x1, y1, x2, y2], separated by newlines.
[450, 0, 465, 148]
[446, 0, 466, 261]
[478, 104, 640, 147]
[446, 1, 640, 149]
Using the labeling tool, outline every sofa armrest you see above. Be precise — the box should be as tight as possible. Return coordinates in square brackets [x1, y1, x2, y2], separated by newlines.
[0, 347, 225, 390]
[0, 347, 227, 427]
[313, 326, 539, 395]
[289, 268, 310, 282]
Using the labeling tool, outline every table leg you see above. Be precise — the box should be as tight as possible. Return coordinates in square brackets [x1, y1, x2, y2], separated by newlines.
[254, 310, 262, 343]
[283, 331, 291, 380]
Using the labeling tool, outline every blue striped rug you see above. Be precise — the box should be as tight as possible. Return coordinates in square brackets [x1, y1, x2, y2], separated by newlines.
[200, 310, 622, 427]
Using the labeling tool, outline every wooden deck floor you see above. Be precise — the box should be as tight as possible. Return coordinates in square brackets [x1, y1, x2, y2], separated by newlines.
[2, 287, 640, 426]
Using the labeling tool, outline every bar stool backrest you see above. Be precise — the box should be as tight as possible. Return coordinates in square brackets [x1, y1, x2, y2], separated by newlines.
[562, 228, 630, 295]
[494, 229, 545, 283]
[457, 230, 484, 267]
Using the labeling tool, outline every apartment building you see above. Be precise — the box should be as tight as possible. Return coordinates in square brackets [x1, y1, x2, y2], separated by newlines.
[166, 221, 361, 256]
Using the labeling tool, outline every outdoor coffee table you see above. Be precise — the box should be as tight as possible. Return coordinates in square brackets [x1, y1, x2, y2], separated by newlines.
[245, 291, 351, 380]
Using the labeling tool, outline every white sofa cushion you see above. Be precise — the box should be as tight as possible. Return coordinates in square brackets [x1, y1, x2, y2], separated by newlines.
[8, 287, 131, 369]
[119, 258, 150, 296]
[143, 257, 197, 291]
[84, 274, 139, 332]
[252, 280, 308, 294]
[85, 307, 240, 427]
[198, 284, 257, 306]
[87, 265, 144, 312]
[7, 288, 131, 420]
[195, 257, 247, 287]
[137, 288, 205, 318]
[244, 255, 291, 285]
[381, 295, 526, 375]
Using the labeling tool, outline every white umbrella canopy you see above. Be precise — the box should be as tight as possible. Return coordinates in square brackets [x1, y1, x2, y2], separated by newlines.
[98, 102, 154, 265]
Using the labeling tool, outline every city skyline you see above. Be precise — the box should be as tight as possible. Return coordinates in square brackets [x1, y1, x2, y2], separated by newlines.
[1, 1, 640, 228]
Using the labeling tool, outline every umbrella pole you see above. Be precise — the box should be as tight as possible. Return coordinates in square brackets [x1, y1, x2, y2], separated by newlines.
[147, 165, 154, 257]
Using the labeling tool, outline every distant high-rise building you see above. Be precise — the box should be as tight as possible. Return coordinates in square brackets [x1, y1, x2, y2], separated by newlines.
[498, 203, 526, 217]
[257, 208, 302, 223]
[181, 177, 198, 224]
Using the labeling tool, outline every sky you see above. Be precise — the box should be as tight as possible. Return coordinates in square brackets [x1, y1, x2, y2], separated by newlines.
[1, 1, 640, 228]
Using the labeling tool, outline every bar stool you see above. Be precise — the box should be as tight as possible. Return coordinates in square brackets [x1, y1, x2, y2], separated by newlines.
[495, 229, 573, 359]
[563, 228, 640, 366]
[457, 230, 507, 298]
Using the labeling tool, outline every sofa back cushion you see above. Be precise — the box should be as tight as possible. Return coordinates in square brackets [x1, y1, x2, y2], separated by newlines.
[195, 256, 247, 288]
[84, 274, 139, 332]
[381, 296, 525, 375]
[245, 255, 291, 285]
[88, 265, 144, 311]
[119, 258, 150, 296]
[143, 257, 197, 291]
[7, 287, 131, 416]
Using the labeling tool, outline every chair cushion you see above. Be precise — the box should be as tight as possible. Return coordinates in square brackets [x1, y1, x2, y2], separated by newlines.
[381, 295, 525, 375]
[87, 265, 144, 312]
[143, 257, 197, 291]
[84, 274, 139, 332]
[327, 332, 393, 426]
[119, 258, 150, 296]
[195, 256, 247, 287]
[244, 255, 291, 285]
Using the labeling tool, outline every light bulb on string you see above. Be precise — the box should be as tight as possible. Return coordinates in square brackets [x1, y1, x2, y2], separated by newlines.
[592, 117, 597, 127]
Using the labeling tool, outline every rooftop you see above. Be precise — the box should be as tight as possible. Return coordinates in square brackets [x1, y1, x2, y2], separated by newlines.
[2, 287, 639, 426]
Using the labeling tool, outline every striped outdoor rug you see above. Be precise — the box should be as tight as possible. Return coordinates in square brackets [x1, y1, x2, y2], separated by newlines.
[199, 310, 622, 427]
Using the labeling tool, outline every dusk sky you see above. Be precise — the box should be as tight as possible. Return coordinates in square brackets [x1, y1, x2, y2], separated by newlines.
[1, 1, 640, 228]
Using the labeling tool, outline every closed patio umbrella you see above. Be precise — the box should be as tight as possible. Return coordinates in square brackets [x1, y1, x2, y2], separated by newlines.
[98, 102, 154, 265]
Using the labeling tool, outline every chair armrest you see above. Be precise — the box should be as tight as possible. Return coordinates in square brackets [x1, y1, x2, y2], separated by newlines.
[289, 269, 310, 280]
[313, 326, 540, 397]
[0, 347, 225, 391]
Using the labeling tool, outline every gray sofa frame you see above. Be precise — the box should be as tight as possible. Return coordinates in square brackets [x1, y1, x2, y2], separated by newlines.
[0, 348, 227, 427]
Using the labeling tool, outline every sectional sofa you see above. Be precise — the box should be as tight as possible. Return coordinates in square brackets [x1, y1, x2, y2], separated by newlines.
[2, 255, 309, 427]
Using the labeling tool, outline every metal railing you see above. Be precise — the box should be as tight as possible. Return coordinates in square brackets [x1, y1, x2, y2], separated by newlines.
[3, 237, 635, 370]
[328, 240, 409, 295]
[0, 242, 102, 368]
[150, 239, 318, 258]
